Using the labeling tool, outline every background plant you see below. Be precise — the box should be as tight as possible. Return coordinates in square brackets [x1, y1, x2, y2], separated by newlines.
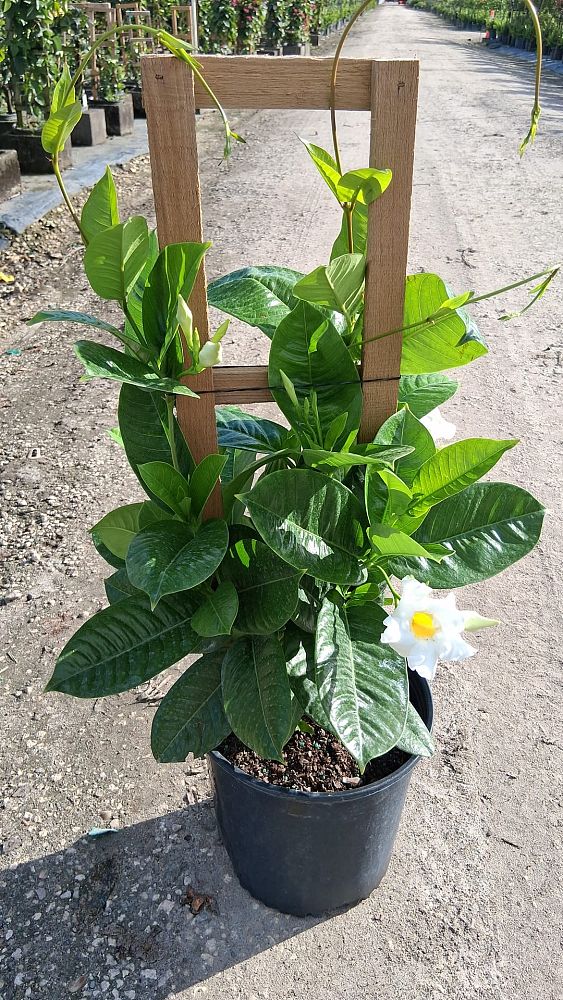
[235, 0, 268, 52]
[264, 0, 290, 45]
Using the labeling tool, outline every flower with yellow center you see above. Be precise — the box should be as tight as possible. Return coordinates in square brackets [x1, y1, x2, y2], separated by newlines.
[380, 577, 497, 680]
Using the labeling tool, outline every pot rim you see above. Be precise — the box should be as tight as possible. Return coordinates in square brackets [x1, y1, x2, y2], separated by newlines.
[208, 675, 433, 802]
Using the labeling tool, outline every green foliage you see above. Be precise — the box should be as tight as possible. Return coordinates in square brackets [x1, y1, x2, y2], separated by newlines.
[42, 37, 551, 782]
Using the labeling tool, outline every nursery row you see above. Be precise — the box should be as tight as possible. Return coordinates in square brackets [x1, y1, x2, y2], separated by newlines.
[409, 0, 563, 57]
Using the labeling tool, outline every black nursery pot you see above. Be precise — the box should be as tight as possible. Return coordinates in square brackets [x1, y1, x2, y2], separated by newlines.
[208, 672, 433, 916]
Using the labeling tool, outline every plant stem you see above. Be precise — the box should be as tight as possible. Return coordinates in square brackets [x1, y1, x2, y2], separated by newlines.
[378, 566, 401, 606]
[166, 395, 180, 472]
[329, 0, 372, 174]
[53, 153, 85, 241]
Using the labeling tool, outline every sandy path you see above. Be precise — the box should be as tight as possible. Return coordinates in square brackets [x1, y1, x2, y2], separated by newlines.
[1, 8, 562, 999]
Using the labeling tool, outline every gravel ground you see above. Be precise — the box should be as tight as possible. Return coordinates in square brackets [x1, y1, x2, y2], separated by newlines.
[1, 8, 562, 1000]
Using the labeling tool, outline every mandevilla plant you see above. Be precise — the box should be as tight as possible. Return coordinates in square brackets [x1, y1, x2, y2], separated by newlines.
[35, 7, 557, 779]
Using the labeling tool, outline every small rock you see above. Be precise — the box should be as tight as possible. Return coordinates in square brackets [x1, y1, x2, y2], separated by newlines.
[141, 969, 157, 980]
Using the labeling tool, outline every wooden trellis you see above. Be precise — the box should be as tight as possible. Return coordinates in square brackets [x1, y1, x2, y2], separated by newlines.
[140, 55, 418, 517]
[171, 5, 196, 44]
[79, 3, 117, 100]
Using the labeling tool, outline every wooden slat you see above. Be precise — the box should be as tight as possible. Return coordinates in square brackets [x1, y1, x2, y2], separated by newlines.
[213, 366, 272, 403]
[142, 54, 372, 110]
[360, 60, 419, 440]
[141, 53, 223, 518]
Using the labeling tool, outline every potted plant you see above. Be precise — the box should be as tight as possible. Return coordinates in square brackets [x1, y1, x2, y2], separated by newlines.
[35, 4, 555, 918]
[0, 0, 73, 173]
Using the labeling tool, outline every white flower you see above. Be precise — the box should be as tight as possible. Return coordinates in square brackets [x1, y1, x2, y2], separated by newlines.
[198, 340, 223, 368]
[420, 407, 456, 442]
[381, 577, 482, 680]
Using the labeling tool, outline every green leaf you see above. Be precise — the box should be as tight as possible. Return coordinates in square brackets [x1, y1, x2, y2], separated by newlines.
[221, 447, 257, 523]
[269, 302, 362, 446]
[51, 66, 74, 113]
[390, 482, 545, 588]
[398, 373, 459, 419]
[91, 529, 125, 570]
[81, 167, 119, 243]
[300, 139, 341, 197]
[126, 228, 159, 334]
[365, 468, 413, 527]
[42, 100, 82, 155]
[151, 649, 230, 762]
[126, 519, 229, 607]
[28, 309, 123, 340]
[192, 582, 238, 637]
[402, 274, 488, 374]
[293, 254, 365, 317]
[104, 568, 142, 605]
[285, 625, 334, 732]
[315, 597, 409, 770]
[190, 454, 228, 519]
[207, 265, 302, 338]
[369, 524, 446, 562]
[336, 167, 392, 205]
[46, 593, 202, 698]
[138, 461, 192, 518]
[74, 341, 198, 396]
[118, 385, 193, 497]
[243, 468, 366, 586]
[216, 406, 289, 453]
[375, 408, 435, 486]
[142, 242, 210, 359]
[92, 503, 145, 560]
[396, 702, 434, 757]
[409, 438, 518, 515]
[220, 537, 301, 634]
[221, 636, 293, 760]
[331, 202, 367, 260]
[83, 217, 150, 304]
[302, 444, 412, 471]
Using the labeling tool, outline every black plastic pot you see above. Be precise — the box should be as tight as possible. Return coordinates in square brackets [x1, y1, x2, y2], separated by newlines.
[208, 672, 432, 916]
[90, 94, 134, 136]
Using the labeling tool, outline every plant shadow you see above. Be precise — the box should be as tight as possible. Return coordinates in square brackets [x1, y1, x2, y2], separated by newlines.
[0, 797, 330, 999]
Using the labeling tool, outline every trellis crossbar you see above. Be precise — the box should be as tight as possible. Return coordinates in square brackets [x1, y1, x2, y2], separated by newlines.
[140, 54, 418, 518]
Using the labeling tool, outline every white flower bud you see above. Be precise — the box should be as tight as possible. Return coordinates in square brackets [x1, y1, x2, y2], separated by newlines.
[176, 295, 193, 348]
[198, 340, 223, 368]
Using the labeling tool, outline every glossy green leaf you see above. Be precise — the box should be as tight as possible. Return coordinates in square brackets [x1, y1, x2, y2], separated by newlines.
[396, 702, 434, 757]
[192, 582, 238, 637]
[91, 528, 125, 570]
[409, 438, 518, 515]
[216, 406, 289, 453]
[243, 468, 366, 586]
[398, 373, 459, 418]
[293, 254, 365, 317]
[126, 228, 159, 334]
[402, 273, 487, 374]
[74, 341, 198, 396]
[138, 461, 192, 518]
[81, 167, 119, 243]
[269, 302, 362, 446]
[220, 537, 301, 634]
[151, 650, 230, 762]
[374, 408, 435, 486]
[221, 636, 293, 761]
[369, 524, 447, 562]
[315, 597, 409, 770]
[83, 217, 149, 304]
[42, 100, 82, 155]
[141, 242, 210, 358]
[390, 482, 545, 588]
[190, 454, 228, 519]
[51, 66, 74, 113]
[28, 309, 123, 340]
[221, 447, 257, 523]
[118, 385, 193, 498]
[207, 265, 302, 338]
[126, 519, 229, 607]
[104, 567, 142, 605]
[300, 139, 341, 197]
[91, 503, 145, 560]
[302, 443, 412, 471]
[365, 467, 412, 527]
[285, 625, 334, 733]
[336, 167, 392, 205]
[46, 592, 202, 697]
